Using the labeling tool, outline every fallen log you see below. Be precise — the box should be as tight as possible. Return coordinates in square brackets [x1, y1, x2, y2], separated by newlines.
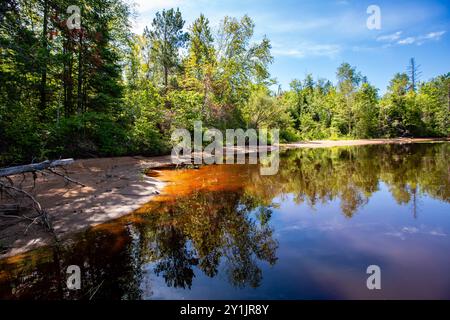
[0, 159, 74, 177]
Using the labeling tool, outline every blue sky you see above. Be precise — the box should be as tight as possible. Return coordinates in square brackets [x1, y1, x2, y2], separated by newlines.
[131, 0, 450, 93]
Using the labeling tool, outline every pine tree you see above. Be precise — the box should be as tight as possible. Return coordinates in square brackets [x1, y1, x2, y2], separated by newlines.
[407, 58, 422, 93]
[145, 8, 188, 91]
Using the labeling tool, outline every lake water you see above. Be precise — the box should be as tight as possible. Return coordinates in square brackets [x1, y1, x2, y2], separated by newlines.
[1, 143, 449, 299]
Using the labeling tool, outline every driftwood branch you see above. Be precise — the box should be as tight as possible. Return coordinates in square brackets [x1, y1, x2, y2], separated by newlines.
[0, 213, 38, 222]
[0, 159, 80, 239]
[0, 159, 74, 177]
[46, 167, 86, 187]
[0, 180, 43, 213]
[0, 180, 53, 232]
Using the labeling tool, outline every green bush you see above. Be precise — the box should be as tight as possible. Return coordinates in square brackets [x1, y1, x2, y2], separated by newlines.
[130, 117, 168, 155]
[46, 112, 129, 159]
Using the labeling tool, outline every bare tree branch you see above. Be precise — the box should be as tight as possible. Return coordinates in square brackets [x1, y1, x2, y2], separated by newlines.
[46, 168, 86, 187]
[0, 159, 74, 177]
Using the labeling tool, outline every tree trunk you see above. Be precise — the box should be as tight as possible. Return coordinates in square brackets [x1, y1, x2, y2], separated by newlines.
[63, 40, 68, 117]
[83, 76, 88, 113]
[63, 36, 74, 117]
[68, 44, 74, 116]
[39, 0, 49, 118]
[77, 31, 84, 115]
[164, 64, 168, 91]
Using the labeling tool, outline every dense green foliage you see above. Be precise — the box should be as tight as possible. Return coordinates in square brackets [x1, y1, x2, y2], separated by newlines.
[282, 64, 449, 141]
[1, 1, 449, 165]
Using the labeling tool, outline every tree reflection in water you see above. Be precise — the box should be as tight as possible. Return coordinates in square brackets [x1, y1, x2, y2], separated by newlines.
[0, 142, 448, 299]
[139, 191, 278, 290]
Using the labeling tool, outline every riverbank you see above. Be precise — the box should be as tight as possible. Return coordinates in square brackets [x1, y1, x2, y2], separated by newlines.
[0, 156, 172, 258]
[281, 137, 449, 148]
[0, 137, 448, 258]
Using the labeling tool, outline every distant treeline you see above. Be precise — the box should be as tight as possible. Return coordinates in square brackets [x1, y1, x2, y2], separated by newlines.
[1, 1, 449, 165]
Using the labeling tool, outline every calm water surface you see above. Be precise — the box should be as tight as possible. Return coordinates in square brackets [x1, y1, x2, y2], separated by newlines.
[1, 143, 449, 299]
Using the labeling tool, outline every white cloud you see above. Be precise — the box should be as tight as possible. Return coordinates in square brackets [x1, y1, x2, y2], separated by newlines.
[401, 227, 419, 234]
[387, 226, 447, 239]
[375, 30, 446, 46]
[133, 0, 185, 12]
[398, 37, 416, 45]
[256, 10, 368, 39]
[272, 42, 341, 59]
[266, 18, 333, 33]
[396, 30, 446, 46]
[376, 31, 403, 42]
[423, 30, 446, 40]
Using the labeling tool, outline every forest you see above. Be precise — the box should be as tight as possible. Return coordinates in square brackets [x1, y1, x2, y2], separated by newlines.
[1, 0, 449, 166]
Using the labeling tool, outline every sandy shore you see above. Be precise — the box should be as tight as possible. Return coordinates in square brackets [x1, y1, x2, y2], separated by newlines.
[0, 155, 173, 258]
[0, 138, 448, 258]
[280, 137, 449, 149]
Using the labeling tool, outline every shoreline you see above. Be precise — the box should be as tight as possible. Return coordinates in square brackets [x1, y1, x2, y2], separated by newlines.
[0, 156, 173, 259]
[280, 137, 449, 149]
[1, 137, 448, 259]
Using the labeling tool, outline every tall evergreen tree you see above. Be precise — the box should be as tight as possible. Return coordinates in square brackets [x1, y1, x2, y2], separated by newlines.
[145, 8, 188, 91]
